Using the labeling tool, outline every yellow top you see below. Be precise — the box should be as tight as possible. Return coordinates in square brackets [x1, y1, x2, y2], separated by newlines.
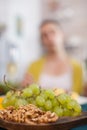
[28, 57, 83, 94]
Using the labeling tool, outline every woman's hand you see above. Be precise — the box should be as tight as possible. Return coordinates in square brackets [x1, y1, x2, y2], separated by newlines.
[21, 73, 34, 87]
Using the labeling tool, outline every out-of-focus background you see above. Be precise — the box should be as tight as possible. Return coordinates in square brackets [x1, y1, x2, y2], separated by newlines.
[0, 0, 87, 83]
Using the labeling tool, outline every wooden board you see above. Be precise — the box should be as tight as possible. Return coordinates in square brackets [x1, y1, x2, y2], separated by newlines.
[0, 112, 87, 130]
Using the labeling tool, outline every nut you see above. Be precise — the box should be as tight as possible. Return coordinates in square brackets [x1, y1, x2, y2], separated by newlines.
[0, 104, 58, 124]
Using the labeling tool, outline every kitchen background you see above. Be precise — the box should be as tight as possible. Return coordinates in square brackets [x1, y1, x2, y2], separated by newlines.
[0, 0, 87, 83]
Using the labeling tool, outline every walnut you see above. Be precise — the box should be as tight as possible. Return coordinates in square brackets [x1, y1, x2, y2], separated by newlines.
[0, 104, 58, 124]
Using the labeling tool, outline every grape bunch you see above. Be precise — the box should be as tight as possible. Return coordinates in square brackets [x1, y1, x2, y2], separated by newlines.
[2, 84, 82, 117]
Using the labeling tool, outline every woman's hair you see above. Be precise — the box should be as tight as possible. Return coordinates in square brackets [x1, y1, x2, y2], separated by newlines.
[40, 19, 61, 28]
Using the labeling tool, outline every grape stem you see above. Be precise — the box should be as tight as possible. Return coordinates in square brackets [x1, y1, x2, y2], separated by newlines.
[3, 75, 16, 91]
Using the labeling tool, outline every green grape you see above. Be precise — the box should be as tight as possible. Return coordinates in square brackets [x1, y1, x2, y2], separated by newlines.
[22, 88, 33, 98]
[71, 111, 80, 116]
[67, 102, 74, 110]
[14, 91, 21, 97]
[44, 100, 52, 110]
[63, 108, 71, 116]
[36, 96, 45, 106]
[40, 91, 48, 100]
[27, 97, 37, 105]
[32, 100, 37, 105]
[39, 107, 45, 111]
[2, 98, 9, 108]
[3, 86, 81, 117]
[67, 99, 81, 113]
[74, 104, 82, 113]
[57, 94, 71, 105]
[52, 98, 59, 107]
[44, 90, 55, 99]
[67, 99, 77, 109]
[29, 84, 40, 95]
[27, 97, 34, 104]
[54, 106, 63, 117]
[15, 99, 28, 108]
[6, 91, 14, 98]
[9, 96, 17, 106]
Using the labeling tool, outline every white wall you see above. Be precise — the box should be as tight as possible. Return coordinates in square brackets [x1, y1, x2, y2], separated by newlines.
[0, 0, 6, 23]
[0, 0, 42, 81]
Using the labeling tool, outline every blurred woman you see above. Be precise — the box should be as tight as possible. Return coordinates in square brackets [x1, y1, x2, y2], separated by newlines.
[22, 20, 83, 94]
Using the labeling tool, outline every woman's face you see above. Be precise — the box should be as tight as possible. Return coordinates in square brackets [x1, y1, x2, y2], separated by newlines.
[40, 23, 64, 53]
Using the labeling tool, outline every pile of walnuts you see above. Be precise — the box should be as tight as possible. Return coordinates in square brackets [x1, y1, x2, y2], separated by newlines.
[0, 104, 58, 124]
